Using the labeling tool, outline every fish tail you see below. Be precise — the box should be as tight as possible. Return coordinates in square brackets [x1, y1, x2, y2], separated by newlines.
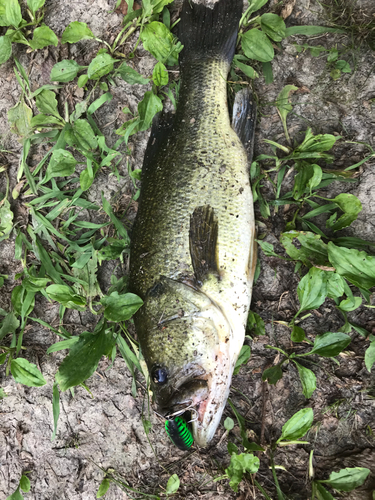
[178, 0, 243, 66]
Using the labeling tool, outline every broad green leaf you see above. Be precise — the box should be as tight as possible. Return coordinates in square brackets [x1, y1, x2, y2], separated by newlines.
[314, 482, 336, 500]
[280, 231, 328, 267]
[0, 35, 12, 65]
[96, 478, 110, 498]
[2, 0, 22, 27]
[241, 29, 274, 62]
[100, 292, 143, 322]
[0, 312, 19, 341]
[262, 364, 283, 385]
[233, 345, 251, 375]
[260, 13, 286, 42]
[31, 114, 63, 128]
[228, 442, 239, 455]
[279, 408, 313, 441]
[293, 361, 316, 398]
[46, 284, 86, 310]
[5, 487, 23, 500]
[46, 149, 77, 178]
[365, 338, 375, 372]
[140, 21, 176, 63]
[117, 62, 150, 84]
[151, 0, 174, 14]
[11, 285, 34, 317]
[35, 89, 60, 117]
[328, 242, 375, 290]
[325, 272, 345, 299]
[50, 59, 83, 83]
[224, 417, 234, 431]
[256, 240, 279, 258]
[327, 193, 362, 231]
[0, 199, 13, 240]
[152, 61, 168, 86]
[276, 84, 298, 139]
[11, 358, 47, 387]
[308, 332, 351, 357]
[293, 162, 320, 200]
[27, 0, 46, 13]
[72, 119, 98, 151]
[291, 325, 305, 342]
[233, 56, 259, 79]
[77, 74, 88, 87]
[19, 475, 30, 493]
[246, 311, 265, 336]
[165, 474, 180, 495]
[61, 21, 94, 44]
[297, 267, 327, 314]
[138, 90, 163, 131]
[225, 453, 260, 492]
[8, 100, 32, 138]
[97, 238, 128, 263]
[296, 128, 338, 153]
[335, 60, 351, 73]
[22, 276, 49, 292]
[337, 296, 362, 312]
[46, 337, 79, 354]
[88, 53, 115, 80]
[319, 467, 370, 492]
[29, 25, 58, 50]
[55, 327, 115, 391]
[285, 26, 346, 37]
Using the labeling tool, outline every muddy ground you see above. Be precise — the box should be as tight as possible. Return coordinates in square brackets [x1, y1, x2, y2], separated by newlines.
[0, 0, 375, 499]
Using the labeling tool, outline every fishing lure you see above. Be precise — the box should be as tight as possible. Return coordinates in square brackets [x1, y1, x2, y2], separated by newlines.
[165, 416, 194, 451]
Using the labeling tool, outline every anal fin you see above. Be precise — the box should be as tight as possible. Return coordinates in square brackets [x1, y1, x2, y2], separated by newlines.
[232, 89, 257, 162]
[189, 206, 219, 286]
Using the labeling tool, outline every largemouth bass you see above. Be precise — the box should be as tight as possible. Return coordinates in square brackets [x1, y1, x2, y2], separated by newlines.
[129, 0, 256, 447]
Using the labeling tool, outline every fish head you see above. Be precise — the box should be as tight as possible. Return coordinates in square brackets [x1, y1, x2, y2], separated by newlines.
[136, 277, 234, 447]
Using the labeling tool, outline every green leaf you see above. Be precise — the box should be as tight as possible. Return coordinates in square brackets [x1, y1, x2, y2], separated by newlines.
[50, 59, 83, 83]
[88, 53, 115, 80]
[314, 482, 336, 500]
[55, 326, 115, 391]
[328, 242, 375, 290]
[326, 272, 345, 299]
[117, 62, 150, 84]
[262, 364, 283, 385]
[225, 453, 260, 492]
[100, 292, 143, 322]
[296, 128, 338, 153]
[138, 90, 163, 131]
[46, 149, 77, 178]
[233, 345, 251, 375]
[276, 84, 298, 138]
[96, 478, 110, 498]
[241, 29, 274, 62]
[365, 339, 375, 372]
[0, 199, 14, 240]
[337, 296, 362, 312]
[22, 276, 49, 292]
[29, 25, 58, 50]
[246, 0, 269, 16]
[335, 60, 351, 73]
[152, 61, 168, 86]
[51, 381, 60, 440]
[6, 487, 24, 500]
[293, 361, 316, 398]
[291, 325, 305, 342]
[97, 238, 128, 263]
[327, 193, 362, 231]
[8, 100, 32, 138]
[19, 475, 30, 493]
[165, 474, 180, 495]
[11, 358, 47, 387]
[61, 21, 94, 44]
[77, 74, 88, 87]
[140, 21, 177, 63]
[11, 285, 34, 317]
[35, 89, 60, 117]
[256, 240, 279, 258]
[246, 311, 265, 336]
[2, 0, 22, 27]
[280, 231, 328, 267]
[72, 119, 98, 151]
[260, 13, 286, 42]
[308, 332, 351, 357]
[0, 35, 12, 65]
[293, 163, 321, 200]
[285, 26, 346, 36]
[0, 312, 19, 341]
[224, 417, 234, 431]
[297, 267, 327, 314]
[233, 56, 259, 79]
[46, 284, 86, 310]
[319, 467, 370, 492]
[27, 0, 46, 13]
[101, 193, 130, 243]
[151, 0, 174, 14]
[279, 408, 313, 441]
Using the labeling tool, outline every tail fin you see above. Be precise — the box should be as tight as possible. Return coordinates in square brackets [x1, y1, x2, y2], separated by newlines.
[178, 0, 243, 65]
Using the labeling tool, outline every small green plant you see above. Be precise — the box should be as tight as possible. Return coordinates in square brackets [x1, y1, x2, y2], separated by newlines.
[6, 473, 31, 500]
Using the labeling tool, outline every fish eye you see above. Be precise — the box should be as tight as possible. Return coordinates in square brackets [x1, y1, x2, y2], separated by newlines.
[152, 367, 168, 385]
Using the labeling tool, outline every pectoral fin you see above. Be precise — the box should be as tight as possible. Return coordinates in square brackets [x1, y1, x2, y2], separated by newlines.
[189, 205, 219, 285]
[232, 89, 257, 161]
[142, 112, 175, 174]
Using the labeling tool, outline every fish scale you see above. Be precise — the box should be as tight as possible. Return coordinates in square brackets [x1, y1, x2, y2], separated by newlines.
[129, 0, 256, 447]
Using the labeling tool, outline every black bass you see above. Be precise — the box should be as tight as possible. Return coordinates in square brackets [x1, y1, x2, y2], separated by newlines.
[129, 0, 256, 447]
